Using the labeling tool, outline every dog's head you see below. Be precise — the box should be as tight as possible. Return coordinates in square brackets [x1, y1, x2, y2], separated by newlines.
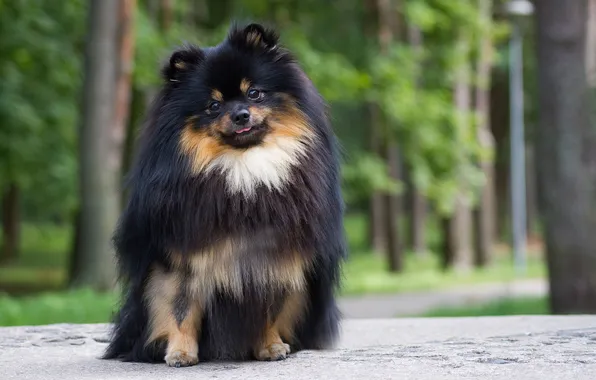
[161, 24, 317, 174]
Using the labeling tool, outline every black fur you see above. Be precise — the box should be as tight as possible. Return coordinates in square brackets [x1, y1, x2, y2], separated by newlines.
[103, 22, 346, 363]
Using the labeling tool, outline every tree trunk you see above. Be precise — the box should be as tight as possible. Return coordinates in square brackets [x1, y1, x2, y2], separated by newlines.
[368, 103, 388, 255]
[525, 145, 538, 237]
[406, 23, 427, 256]
[448, 31, 474, 271]
[115, 0, 137, 207]
[385, 144, 403, 272]
[363, 0, 387, 256]
[377, 0, 404, 272]
[160, 0, 173, 30]
[71, 0, 122, 291]
[587, 0, 596, 87]
[535, 0, 596, 313]
[472, 0, 496, 267]
[409, 186, 427, 255]
[440, 216, 454, 270]
[68, 209, 81, 281]
[490, 67, 511, 242]
[1, 183, 20, 263]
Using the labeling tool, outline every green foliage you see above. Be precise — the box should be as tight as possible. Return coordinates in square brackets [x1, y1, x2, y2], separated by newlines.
[342, 154, 401, 205]
[366, 0, 497, 214]
[0, 0, 505, 235]
[282, 28, 371, 102]
[0, 0, 85, 220]
[421, 296, 548, 317]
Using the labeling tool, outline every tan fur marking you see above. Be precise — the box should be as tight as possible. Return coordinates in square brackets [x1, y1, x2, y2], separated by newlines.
[248, 106, 271, 124]
[179, 122, 233, 173]
[186, 115, 199, 123]
[275, 291, 307, 341]
[264, 95, 315, 143]
[145, 267, 181, 343]
[211, 89, 223, 102]
[164, 303, 201, 367]
[145, 266, 202, 366]
[246, 31, 262, 47]
[240, 79, 251, 94]
[173, 239, 310, 300]
[174, 61, 186, 70]
[254, 292, 305, 361]
[266, 110, 314, 142]
[254, 321, 290, 361]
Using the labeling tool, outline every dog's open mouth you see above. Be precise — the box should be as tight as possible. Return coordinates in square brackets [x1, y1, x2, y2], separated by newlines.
[221, 123, 268, 148]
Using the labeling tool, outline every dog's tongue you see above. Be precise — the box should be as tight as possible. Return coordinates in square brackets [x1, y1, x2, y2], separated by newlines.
[235, 127, 252, 134]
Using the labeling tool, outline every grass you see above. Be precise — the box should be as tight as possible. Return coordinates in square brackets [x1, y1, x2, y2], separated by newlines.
[342, 252, 545, 296]
[0, 288, 117, 326]
[0, 223, 71, 293]
[420, 296, 549, 317]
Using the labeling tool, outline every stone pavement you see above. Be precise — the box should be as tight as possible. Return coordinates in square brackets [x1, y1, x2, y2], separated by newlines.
[1, 316, 595, 380]
[339, 279, 547, 318]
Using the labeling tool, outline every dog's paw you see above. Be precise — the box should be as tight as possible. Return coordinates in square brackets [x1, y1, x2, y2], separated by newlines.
[256, 343, 291, 361]
[165, 350, 199, 368]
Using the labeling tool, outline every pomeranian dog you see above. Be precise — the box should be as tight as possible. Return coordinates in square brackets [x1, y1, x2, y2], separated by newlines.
[102, 23, 346, 367]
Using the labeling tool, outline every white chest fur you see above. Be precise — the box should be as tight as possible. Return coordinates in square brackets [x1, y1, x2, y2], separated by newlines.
[205, 136, 309, 197]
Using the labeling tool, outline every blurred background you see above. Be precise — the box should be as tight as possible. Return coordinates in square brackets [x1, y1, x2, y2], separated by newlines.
[1, 0, 594, 326]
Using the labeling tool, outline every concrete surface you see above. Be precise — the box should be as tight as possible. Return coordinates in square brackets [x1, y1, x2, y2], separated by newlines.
[1, 316, 595, 379]
[339, 279, 548, 318]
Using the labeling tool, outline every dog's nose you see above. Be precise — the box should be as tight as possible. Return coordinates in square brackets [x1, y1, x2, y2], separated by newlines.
[232, 109, 250, 125]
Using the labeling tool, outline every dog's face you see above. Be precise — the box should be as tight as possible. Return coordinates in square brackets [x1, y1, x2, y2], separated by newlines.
[160, 24, 317, 196]
[156, 24, 319, 195]
[165, 25, 312, 144]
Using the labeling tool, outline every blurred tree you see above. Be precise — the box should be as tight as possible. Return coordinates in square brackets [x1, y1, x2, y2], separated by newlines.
[472, 0, 496, 267]
[378, 0, 404, 272]
[406, 21, 428, 256]
[1, 184, 19, 262]
[70, 0, 128, 291]
[589, 0, 596, 87]
[490, 58, 510, 243]
[364, 0, 388, 256]
[443, 28, 474, 270]
[0, 1, 84, 259]
[114, 0, 137, 176]
[535, 0, 596, 313]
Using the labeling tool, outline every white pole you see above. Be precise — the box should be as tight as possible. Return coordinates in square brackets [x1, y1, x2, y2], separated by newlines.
[509, 21, 527, 274]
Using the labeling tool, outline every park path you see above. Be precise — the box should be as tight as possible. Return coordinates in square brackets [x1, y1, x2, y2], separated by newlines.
[339, 278, 547, 318]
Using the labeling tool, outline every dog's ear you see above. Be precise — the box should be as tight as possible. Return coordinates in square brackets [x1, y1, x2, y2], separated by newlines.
[228, 23, 279, 52]
[161, 45, 205, 82]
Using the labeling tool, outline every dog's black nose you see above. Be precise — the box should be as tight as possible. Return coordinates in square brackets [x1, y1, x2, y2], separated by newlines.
[232, 109, 250, 125]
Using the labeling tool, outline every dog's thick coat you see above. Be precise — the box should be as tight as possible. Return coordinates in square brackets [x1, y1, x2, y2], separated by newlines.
[103, 23, 346, 365]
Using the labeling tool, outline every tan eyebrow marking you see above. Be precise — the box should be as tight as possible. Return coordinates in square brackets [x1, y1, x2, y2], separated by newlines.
[240, 79, 251, 94]
[211, 89, 223, 102]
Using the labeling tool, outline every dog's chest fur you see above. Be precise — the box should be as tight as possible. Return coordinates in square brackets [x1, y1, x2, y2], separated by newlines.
[204, 136, 308, 197]
[168, 236, 309, 302]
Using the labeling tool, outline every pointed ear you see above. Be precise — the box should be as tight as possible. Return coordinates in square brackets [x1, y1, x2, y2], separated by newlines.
[161, 45, 205, 82]
[228, 23, 279, 52]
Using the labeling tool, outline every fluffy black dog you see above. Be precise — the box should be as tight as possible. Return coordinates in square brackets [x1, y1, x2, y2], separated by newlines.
[103, 23, 346, 367]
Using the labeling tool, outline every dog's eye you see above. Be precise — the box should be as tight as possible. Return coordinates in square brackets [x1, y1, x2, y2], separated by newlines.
[208, 101, 221, 112]
[247, 88, 264, 101]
